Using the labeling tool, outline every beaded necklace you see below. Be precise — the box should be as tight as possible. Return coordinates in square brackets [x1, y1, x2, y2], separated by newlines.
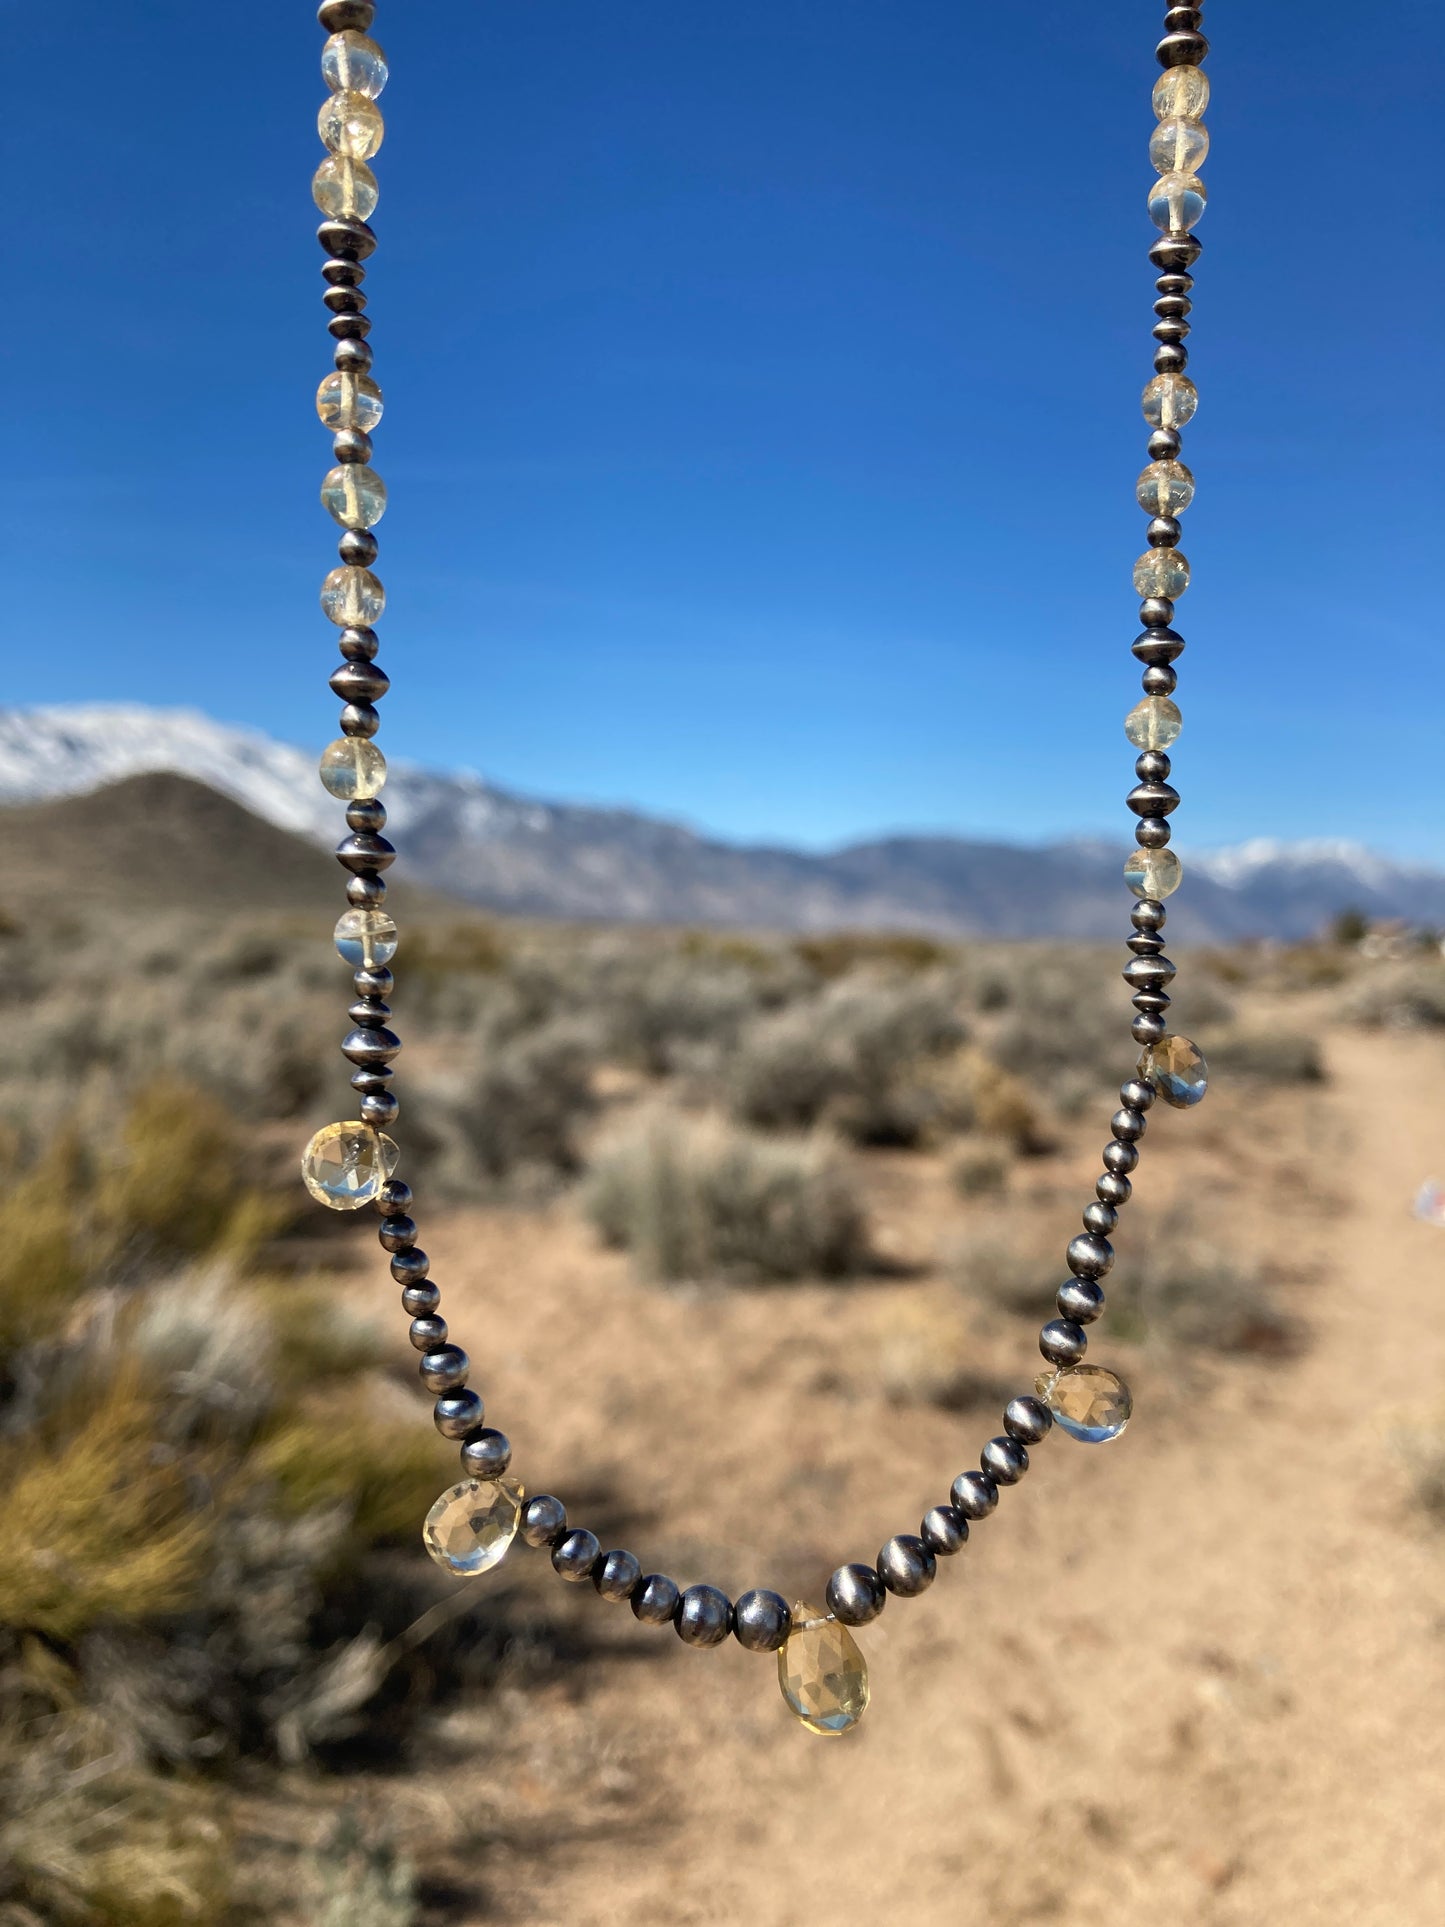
[300, 0, 1214, 1735]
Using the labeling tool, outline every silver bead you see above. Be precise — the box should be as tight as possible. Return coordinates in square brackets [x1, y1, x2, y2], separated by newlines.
[460, 1429, 512, 1480]
[826, 1562, 886, 1625]
[340, 700, 380, 737]
[1039, 1319, 1088, 1367]
[374, 1177, 410, 1215]
[401, 1280, 440, 1316]
[521, 1494, 567, 1547]
[1096, 1170, 1132, 1206]
[1157, 28, 1209, 67]
[433, 1390, 483, 1439]
[1111, 1108, 1148, 1143]
[949, 1469, 998, 1519]
[408, 1315, 447, 1351]
[1057, 1278, 1104, 1324]
[733, 1589, 792, 1651]
[1145, 430, 1179, 462]
[360, 1090, 398, 1127]
[319, 216, 377, 263]
[920, 1504, 970, 1556]
[631, 1573, 680, 1625]
[981, 1436, 1028, 1485]
[1067, 1233, 1114, 1280]
[338, 526, 378, 565]
[336, 832, 396, 875]
[419, 1344, 469, 1392]
[1133, 1012, 1170, 1046]
[1120, 1078, 1156, 1112]
[390, 1248, 430, 1283]
[593, 1548, 643, 1602]
[1103, 1140, 1139, 1174]
[332, 427, 373, 463]
[552, 1528, 601, 1584]
[346, 871, 387, 908]
[1082, 1201, 1118, 1236]
[341, 1025, 400, 1066]
[379, 1214, 418, 1252]
[676, 1584, 732, 1647]
[331, 659, 390, 703]
[1003, 1395, 1053, 1444]
[333, 337, 373, 375]
[877, 1534, 936, 1597]
[1142, 664, 1178, 696]
[318, 1, 376, 30]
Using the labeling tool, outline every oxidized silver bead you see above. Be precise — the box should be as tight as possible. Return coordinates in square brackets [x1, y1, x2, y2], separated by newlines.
[401, 1280, 440, 1316]
[1003, 1395, 1053, 1444]
[733, 1589, 792, 1651]
[949, 1469, 999, 1519]
[826, 1562, 886, 1625]
[419, 1345, 469, 1392]
[1057, 1278, 1104, 1324]
[1039, 1318, 1088, 1367]
[920, 1503, 970, 1556]
[408, 1315, 447, 1351]
[433, 1389, 483, 1439]
[877, 1534, 936, 1597]
[1067, 1233, 1114, 1279]
[631, 1573, 681, 1625]
[552, 1528, 601, 1583]
[1111, 1108, 1148, 1143]
[1096, 1170, 1132, 1205]
[676, 1584, 732, 1647]
[391, 1248, 430, 1283]
[1103, 1140, 1139, 1174]
[1083, 1201, 1118, 1236]
[521, 1494, 567, 1547]
[981, 1436, 1028, 1485]
[461, 1429, 512, 1480]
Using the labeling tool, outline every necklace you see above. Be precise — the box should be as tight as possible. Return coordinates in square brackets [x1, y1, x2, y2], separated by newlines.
[300, 0, 1214, 1737]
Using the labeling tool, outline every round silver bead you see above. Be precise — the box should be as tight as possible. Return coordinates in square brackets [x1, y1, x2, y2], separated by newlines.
[981, 1436, 1028, 1485]
[433, 1389, 483, 1440]
[1067, 1233, 1114, 1280]
[408, 1315, 447, 1351]
[1003, 1395, 1053, 1444]
[552, 1528, 601, 1584]
[920, 1504, 969, 1556]
[1039, 1319, 1088, 1367]
[593, 1548, 643, 1602]
[733, 1589, 792, 1652]
[949, 1469, 999, 1519]
[631, 1573, 681, 1625]
[676, 1584, 732, 1647]
[878, 1534, 936, 1597]
[460, 1429, 512, 1480]
[826, 1562, 886, 1625]
[1057, 1278, 1105, 1324]
[521, 1494, 567, 1547]
[1096, 1170, 1132, 1206]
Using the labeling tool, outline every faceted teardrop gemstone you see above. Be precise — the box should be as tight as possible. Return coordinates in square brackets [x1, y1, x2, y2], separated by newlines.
[1139, 1033, 1208, 1107]
[778, 1602, 869, 1736]
[1124, 847, 1183, 900]
[1036, 1366, 1133, 1443]
[302, 1121, 399, 1208]
[333, 907, 398, 969]
[319, 737, 387, 801]
[1124, 695, 1182, 751]
[423, 1477, 525, 1576]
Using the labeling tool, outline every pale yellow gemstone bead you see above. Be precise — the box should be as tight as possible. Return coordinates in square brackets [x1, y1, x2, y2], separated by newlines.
[321, 564, 386, 627]
[334, 908, 398, 968]
[312, 154, 379, 222]
[321, 464, 387, 529]
[1133, 547, 1190, 598]
[1149, 117, 1209, 176]
[318, 90, 384, 160]
[424, 1478, 525, 1577]
[1153, 65, 1209, 122]
[316, 371, 384, 433]
[302, 1122, 399, 1209]
[1141, 372, 1198, 431]
[319, 737, 387, 800]
[322, 29, 389, 99]
[777, 1603, 869, 1735]
[1124, 695, 1182, 751]
[1124, 846, 1183, 900]
[1136, 459, 1195, 516]
[1148, 170, 1206, 233]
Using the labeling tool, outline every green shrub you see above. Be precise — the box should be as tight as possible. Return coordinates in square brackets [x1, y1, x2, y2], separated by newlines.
[585, 1112, 871, 1283]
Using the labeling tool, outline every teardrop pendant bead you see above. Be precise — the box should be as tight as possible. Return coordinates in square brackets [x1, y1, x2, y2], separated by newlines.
[302, 1121, 399, 1208]
[1138, 1034, 1209, 1107]
[1035, 1366, 1133, 1443]
[778, 1602, 869, 1735]
[423, 1477, 525, 1576]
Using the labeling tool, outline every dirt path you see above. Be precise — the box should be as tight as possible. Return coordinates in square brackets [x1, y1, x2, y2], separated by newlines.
[373, 1025, 1445, 1924]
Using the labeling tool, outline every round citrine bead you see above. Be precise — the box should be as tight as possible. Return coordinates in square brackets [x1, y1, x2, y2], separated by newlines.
[320, 564, 386, 628]
[1136, 460, 1195, 517]
[317, 371, 384, 434]
[1141, 372, 1198, 431]
[1124, 695, 1182, 751]
[1148, 170, 1206, 233]
[319, 738, 386, 801]
[312, 154, 379, 222]
[1124, 847, 1183, 900]
[1152, 65, 1209, 122]
[1133, 547, 1190, 599]
[1149, 118, 1209, 176]
[320, 464, 387, 529]
[318, 90, 384, 160]
[321, 29, 389, 99]
[333, 908, 398, 968]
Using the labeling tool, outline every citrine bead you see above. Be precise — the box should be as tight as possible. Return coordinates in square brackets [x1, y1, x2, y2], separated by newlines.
[1036, 1366, 1133, 1443]
[1148, 170, 1206, 233]
[1124, 695, 1182, 751]
[1139, 1034, 1208, 1107]
[318, 90, 384, 160]
[778, 1602, 869, 1735]
[320, 564, 385, 627]
[317, 371, 384, 434]
[1149, 118, 1209, 176]
[319, 737, 386, 801]
[1152, 65, 1209, 123]
[1136, 459, 1195, 517]
[423, 1477, 525, 1577]
[1133, 546, 1190, 599]
[333, 907, 398, 968]
[302, 1121, 399, 1209]
[1141, 372, 1198, 431]
[1124, 847, 1183, 900]
[320, 463, 387, 529]
[312, 154, 379, 222]
[321, 29, 389, 99]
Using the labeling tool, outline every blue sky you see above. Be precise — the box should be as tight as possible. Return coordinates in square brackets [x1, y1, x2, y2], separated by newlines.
[6, 2, 1441, 858]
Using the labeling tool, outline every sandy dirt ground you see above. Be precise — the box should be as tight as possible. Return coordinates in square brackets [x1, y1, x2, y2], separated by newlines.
[311, 1018, 1444, 1925]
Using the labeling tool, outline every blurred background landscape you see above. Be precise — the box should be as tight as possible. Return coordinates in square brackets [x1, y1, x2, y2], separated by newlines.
[4, 0, 1444, 1921]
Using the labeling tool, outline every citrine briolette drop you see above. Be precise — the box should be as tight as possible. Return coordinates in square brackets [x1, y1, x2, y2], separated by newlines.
[424, 1478, 525, 1577]
[301, 1121, 399, 1209]
[778, 1602, 869, 1735]
[1140, 1033, 1209, 1108]
[1037, 1365, 1133, 1443]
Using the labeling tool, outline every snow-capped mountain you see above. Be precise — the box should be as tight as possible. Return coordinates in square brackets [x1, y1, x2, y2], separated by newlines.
[3, 704, 1442, 941]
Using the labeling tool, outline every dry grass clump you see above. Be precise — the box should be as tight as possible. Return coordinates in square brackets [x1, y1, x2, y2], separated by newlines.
[729, 974, 968, 1146]
[585, 1111, 871, 1283]
[1205, 1028, 1325, 1083]
[1340, 961, 1445, 1030]
[1107, 1217, 1298, 1355]
[950, 1143, 1011, 1198]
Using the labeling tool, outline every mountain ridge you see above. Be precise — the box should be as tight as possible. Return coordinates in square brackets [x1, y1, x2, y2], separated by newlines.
[3, 704, 1441, 940]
